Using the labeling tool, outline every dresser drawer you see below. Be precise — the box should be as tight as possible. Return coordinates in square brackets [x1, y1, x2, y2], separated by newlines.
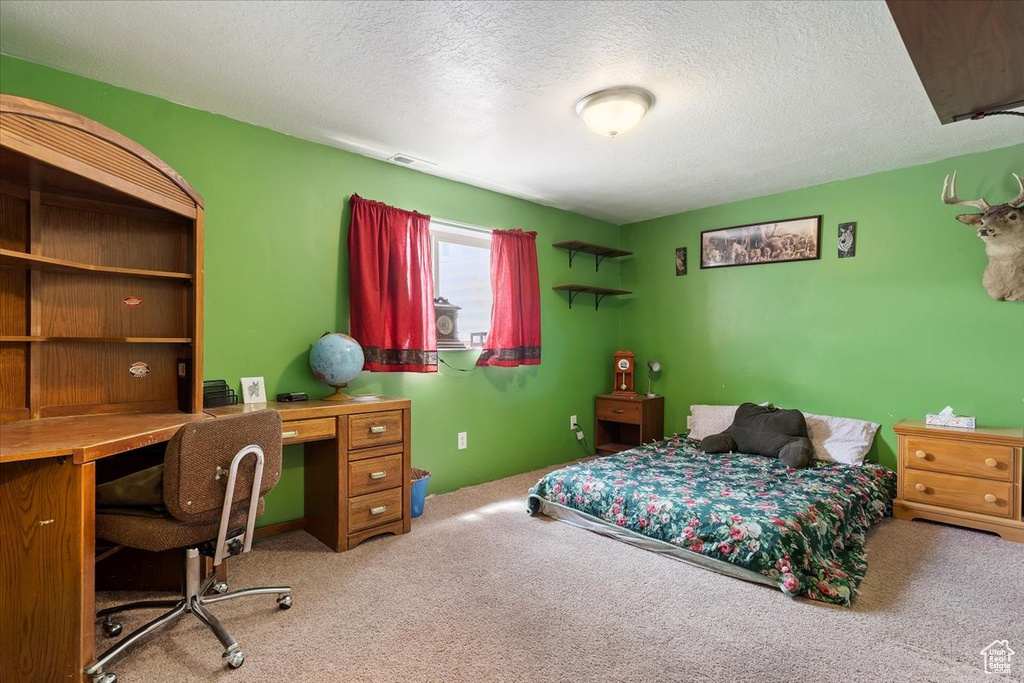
[349, 410, 403, 450]
[904, 436, 1013, 482]
[596, 399, 641, 425]
[348, 453, 403, 497]
[902, 470, 1013, 518]
[281, 417, 336, 445]
[348, 488, 403, 533]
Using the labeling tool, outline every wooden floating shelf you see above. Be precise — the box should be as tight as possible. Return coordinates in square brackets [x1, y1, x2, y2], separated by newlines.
[552, 240, 632, 271]
[0, 248, 193, 281]
[0, 336, 192, 344]
[552, 284, 632, 310]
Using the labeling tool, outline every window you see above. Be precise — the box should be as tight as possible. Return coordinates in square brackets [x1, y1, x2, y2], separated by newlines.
[430, 220, 491, 349]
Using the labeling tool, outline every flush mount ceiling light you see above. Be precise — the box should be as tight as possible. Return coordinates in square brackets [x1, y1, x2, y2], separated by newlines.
[575, 86, 655, 138]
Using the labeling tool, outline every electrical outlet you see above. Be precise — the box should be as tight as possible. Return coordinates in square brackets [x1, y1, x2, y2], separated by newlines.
[457, 431, 467, 450]
[570, 414, 578, 430]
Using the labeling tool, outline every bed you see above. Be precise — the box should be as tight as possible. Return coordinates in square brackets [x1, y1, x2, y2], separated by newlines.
[528, 435, 896, 606]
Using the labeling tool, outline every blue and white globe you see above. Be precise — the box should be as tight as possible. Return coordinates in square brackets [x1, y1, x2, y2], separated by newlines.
[310, 332, 365, 400]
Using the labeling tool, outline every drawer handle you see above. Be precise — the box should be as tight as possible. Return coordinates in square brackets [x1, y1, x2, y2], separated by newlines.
[281, 430, 299, 439]
[370, 426, 387, 434]
[612, 409, 625, 414]
[915, 483, 927, 492]
[370, 505, 387, 515]
[984, 494, 997, 504]
[370, 471, 387, 480]
[914, 450, 928, 459]
[984, 458, 998, 467]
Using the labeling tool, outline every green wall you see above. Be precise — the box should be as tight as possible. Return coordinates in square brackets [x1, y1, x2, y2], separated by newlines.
[620, 143, 1024, 469]
[1, 56, 623, 525]
[3, 54, 1020, 522]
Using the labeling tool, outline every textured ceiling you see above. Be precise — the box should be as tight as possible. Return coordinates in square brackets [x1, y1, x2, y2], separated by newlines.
[0, 0, 1020, 224]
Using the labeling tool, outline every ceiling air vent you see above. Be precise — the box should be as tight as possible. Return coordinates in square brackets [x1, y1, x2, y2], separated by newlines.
[387, 153, 437, 169]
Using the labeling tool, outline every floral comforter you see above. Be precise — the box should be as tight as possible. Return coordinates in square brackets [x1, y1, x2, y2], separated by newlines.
[528, 436, 896, 606]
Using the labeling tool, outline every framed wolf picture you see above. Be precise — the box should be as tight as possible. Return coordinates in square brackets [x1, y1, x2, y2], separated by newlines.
[700, 215, 822, 269]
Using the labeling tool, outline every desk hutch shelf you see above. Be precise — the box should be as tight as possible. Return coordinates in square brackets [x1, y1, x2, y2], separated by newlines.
[0, 95, 204, 423]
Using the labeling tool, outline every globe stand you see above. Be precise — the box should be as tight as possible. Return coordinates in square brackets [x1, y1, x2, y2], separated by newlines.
[322, 386, 352, 401]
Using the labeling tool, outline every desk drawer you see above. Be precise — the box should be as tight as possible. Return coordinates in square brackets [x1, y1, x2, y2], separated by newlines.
[904, 436, 1013, 482]
[281, 417, 336, 445]
[348, 487, 403, 533]
[349, 410, 403, 450]
[902, 469, 1012, 518]
[596, 400, 641, 425]
[349, 453, 403, 497]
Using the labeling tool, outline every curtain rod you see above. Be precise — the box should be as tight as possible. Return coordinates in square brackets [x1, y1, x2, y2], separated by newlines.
[430, 217, 493, 234]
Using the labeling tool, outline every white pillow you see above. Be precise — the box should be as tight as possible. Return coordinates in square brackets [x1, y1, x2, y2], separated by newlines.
[689, 403, 879, 466]
[688, 404, 742, 441]
[803, 412, 879, 466]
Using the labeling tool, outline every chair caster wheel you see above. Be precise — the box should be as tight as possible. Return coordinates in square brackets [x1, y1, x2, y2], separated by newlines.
[213, 582, 229, 594]
[102, 621, 123, 638]
[224, 649, 245, 669]
[92, 673, 117, 683]
[277, 594, 293, 610]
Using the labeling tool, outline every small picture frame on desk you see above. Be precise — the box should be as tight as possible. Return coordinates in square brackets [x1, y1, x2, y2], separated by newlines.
[240, 376, 267, 404]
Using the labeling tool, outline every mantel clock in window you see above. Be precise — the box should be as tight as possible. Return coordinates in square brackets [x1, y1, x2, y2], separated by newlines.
[430, 220, 492, 349]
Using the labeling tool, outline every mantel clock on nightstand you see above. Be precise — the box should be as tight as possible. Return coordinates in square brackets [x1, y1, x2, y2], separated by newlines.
[596, 351, 664, 455]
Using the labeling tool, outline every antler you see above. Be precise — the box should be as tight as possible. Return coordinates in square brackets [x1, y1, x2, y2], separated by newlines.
[1011, 173, 1024, 207]
[941, 172, 991, 211]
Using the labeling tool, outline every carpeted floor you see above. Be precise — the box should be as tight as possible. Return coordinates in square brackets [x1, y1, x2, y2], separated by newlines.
[96, 465, 1024, 683]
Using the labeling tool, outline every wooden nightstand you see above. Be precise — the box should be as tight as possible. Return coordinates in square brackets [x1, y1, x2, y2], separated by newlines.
[595, 394, 664, 455]
[893, 420, 1024, 542]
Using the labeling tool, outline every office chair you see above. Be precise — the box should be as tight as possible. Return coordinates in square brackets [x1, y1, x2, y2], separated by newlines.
[85, 410, 293, 683]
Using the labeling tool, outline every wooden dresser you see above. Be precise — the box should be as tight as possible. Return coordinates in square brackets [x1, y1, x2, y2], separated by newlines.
[594, 394, 664, 455]
[893, 420, 1023, 542]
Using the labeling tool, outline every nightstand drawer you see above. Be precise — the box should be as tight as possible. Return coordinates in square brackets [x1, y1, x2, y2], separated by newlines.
[902, 470, 1012, 518]
[281, 417, 336, 445]
[904, 436, 1013, 481]
[596, 400, 641, 424]
[349, 410, 403, 450]
[348, 488, 403, 533]
[348, 453, 403, 497]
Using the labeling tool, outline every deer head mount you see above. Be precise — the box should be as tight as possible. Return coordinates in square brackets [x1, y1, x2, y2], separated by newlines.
[942, 172, 1024, 301]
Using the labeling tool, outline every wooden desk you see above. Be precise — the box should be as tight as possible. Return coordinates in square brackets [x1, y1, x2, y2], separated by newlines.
[207, 397, 413, 551]
[1, 395, 411, 683]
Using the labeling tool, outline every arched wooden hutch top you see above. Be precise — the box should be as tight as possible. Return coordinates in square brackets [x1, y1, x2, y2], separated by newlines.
[1, 94, 205, 422]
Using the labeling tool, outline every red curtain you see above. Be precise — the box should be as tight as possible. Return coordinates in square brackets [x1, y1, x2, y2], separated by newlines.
[477, 229, 541, 367]
[348, 195, 437, 372]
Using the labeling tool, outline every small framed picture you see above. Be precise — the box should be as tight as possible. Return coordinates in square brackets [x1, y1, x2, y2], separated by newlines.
[838, 222, 856, 259]
[675, 247, 687, 276]
[240, 376, 267, 404]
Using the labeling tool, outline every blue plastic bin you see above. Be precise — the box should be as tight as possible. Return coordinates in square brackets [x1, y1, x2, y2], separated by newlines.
[410, 468, 430, 518]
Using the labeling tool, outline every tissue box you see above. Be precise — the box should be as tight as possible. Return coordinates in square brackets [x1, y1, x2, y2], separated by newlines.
[925, 413, 976, 429]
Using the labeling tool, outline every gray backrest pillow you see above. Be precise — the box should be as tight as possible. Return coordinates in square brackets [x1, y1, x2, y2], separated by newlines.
[700, 402, 814, 469]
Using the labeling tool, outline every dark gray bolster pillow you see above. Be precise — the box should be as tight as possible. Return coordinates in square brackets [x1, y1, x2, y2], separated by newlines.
[700, 402, 814, 469]
[700, 432, 737, 453]
[776, 437, 814, 469]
